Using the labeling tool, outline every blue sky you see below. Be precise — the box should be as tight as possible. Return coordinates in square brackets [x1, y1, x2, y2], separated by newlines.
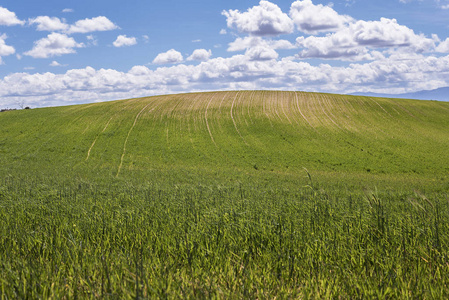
[0, 0, 448, 107]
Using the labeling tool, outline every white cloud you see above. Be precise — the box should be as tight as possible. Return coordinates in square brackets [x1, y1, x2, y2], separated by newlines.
[153, 49, 183, 64]
[113, 35, 137, 47]
[0, 52, 448, 108]
[0, 0, 449, 109]
[245, 46, 278, 61]
[28, 15, 118, 35]
[296, 18, 435, 61]
[192, 39, 201, 43]
[67, 16, 118, 34]
[219, 29, 227, 35]
[442, 4, 449, 9]
[436, 38, 449, 53]
[86, 35, 98, 46]
[222, 0, 294, 36]
[142, 35, 150, 43]
[28, 16, 69, 31]
[0, 34, 15, 64]
[351, 18, 433, 50]
[62, 8, 74, 13]
[0, 34, 15, 56]
[290, 0, 353, 34]
[187, 49, 212, 61]
[50, 61, 62, 67]
[0, 7, 24, 26]
[24, 33, 84, 58]
[228, 36, 295, 52]
[129, 65, 152, 76]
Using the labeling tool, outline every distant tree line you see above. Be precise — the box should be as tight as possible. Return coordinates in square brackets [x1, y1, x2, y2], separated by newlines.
[1, 107, 30, 112]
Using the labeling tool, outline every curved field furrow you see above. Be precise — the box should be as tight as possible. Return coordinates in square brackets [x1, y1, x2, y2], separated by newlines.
[271, 92, 283, 123]
[116, 101, 159, 177]
[230, 91, 248, 145]
[280, 91, 293, 125]
[369, 97, 393, 118]
[205, 93, 218, 147]
[186, 93, 204, 153]
[261, 91, 274, 127]
[294, 91, 316, 130]
[165, 97, 184, 146]
[316, 93, 342, 130]
[322, 94, 354, 131]
[85, 116, 113, 161]
[246, 90, 256, 125]
[308, 93, 336, 129]
[300, 92, 325, 128]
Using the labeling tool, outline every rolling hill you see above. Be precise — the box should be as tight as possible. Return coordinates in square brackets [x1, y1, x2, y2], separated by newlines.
[1, 91, 449, 298]
[1, 90, 448, 180]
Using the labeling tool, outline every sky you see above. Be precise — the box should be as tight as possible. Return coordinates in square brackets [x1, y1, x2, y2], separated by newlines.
[0, 0, 448, 108]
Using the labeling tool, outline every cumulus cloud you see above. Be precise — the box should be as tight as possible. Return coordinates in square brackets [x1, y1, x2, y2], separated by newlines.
[296, 18, 435, 61]
[62, 8, 74, 13]
[50, 60, 63, 67]
[28, 15, 118, 35]
[153, 49, 183, 64]
[1, 50, 449, 108]
[187, 49, 212, 61]
[222, 0, 294, 36]
[113, 35, 137, 47]
[1, 52, 448, 108]
[1, 0, 448, 109]
[0, 34, 15, 64]
[290, 0, 353, 34]
[28, 16, 69, 31]
[228, 36, 295, 52]
[67, 16, 118, 34]
[24, 33, 84, 58]
[436, 38, 449, 53]
[0, 34, 15, 56]
[245, 46, 279, 61]
[0, 7, 24, 26]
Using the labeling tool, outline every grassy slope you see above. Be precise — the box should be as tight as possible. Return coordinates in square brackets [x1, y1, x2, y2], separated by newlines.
[1, 91, 449, 298]
[1, 90, 448, 182]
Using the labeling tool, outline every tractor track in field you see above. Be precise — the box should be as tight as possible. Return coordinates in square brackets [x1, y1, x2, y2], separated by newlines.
[230, 91, 248, 145]
[164, 97, 183, 145]
[279, 92, 293, 125]
[294, 91, 315, 131]
[85, 116, 113, 161]
[205, 93, 218, 147]
[323, 94, 354, 131]
[369, 97, 393, 118]
[116, 102, 158, 177]
[262, 91, 274, 127]
[246, 90, 256, 125]
[317, 94, 342, 130]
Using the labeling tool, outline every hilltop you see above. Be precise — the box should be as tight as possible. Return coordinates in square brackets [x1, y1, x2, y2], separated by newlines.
[1, 90, 448, 182]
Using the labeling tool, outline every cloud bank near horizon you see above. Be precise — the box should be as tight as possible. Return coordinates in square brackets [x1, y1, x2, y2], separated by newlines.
[0, 0, 449, 108]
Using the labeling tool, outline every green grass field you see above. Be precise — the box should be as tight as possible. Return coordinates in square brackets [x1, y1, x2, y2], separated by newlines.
[1, 91, 448, 298]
